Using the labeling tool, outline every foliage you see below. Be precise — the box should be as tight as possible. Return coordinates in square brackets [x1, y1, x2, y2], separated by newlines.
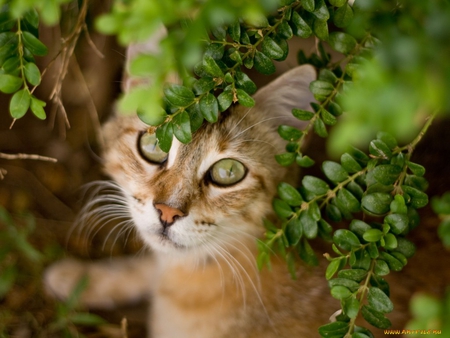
[0, 0, 450, 337]
[0, 207, 105, 337]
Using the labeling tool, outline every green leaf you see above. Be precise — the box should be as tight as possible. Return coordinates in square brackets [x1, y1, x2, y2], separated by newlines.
[24, 9, 39, 28]
[337, 188, 361, 213]
[325, 259, 341, 280]
[310, 80, 334, 101]
[326, 203, 342, 222]
[402, 185, 428, 209]
[379, 252, 404, 272]
[361, 305, 392, 329]
[362, 193, 393, 215]
[351, 249, 371, 270]
[0, 265, 17, 298]
[272, 198, 293, 219]
[323, 161, 348, 183]
[328, 277, 360, 292]
[302, 175, 329, 195]
[254, 50, 276, 75]
[329, 101, 343, 116]
[320, 109, 338, 126]
[278, 21, 293, 39]
[278, 125, 302, 141]
[383, 233, 398, 250]
[286, 217, 303, 246]
[290, 11, 312, 38]
[384, 214, 409, 235]
[330, 285, 352, 300]
[300, 211, 318, 239]
[394, 237, 416, 258]
[329, 0, 346, 6]
[203, 54, 224, 78]
[362, 228, 383, 242]
[236, 88, 255, 107]
[349, 220, 372, 239]
[24, 62, 41, 86]
[228, 20, 241, 42]
[235, 71, 257, 95]
[297, 238, 318, 266]
[261, 36, 284, 60]
[334, 4, 354, 28]
[312, 0, 330, 20]
[313, 118, 328, 137]
[390, 194, 408, 214]
[371, 165, 402, 185]
[374, 259, 390, 276]
[296, 154, 315, 167]
[338, 269, 367, 282]
[0, 74, 22, 93]
[333, 229, 361, 251]
[70, 312, 106, 326]
[155, 122, 173, 153]
[275, 152, 296, 166]
[10, 88, 30, 119]
[318, 321, 349, 337]
[377, 131, 398, 149]
[199, 93, 219, 123]
[302, 0, 315, 12]
[328, 32, 357, 55]
[30, 95, 46, 120]
[2, 57, 20, 75]
[369, 139, 392, 159]
[343, 295, 361, 319]
[407, 161, 425, 176]
[217, 89, 233, 112]
[340, 153, 362, 174]
[292, 108, 314, 120]
[164, 84, 195, 107]
[172, 111, 192, 144]
[278, 182, 303, 206]
[368, 287, 394, 314]
[193, 77, 215, 95]
[312, 19, 329, 41]
[21, 31, 48, 56]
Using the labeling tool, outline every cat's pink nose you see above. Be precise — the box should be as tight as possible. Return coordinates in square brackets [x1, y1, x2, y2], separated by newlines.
[154, 203, 185, 225]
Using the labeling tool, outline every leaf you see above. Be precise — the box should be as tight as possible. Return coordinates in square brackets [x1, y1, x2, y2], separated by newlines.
[313, 118, 328, 137]
[254, 50, 276, 75]
[24, 9, 40, 28]
[164, 84, 195, 107]
[302, 0, 315, 12]
[328, 277, 360, 292]
[361, 305, 392, 329]
[337, 188, 361, 213]
[199, 93, 219, 123]
[272, 198, 293, 219]
[383, 233, 398, 250]
[278, 125, 302, 141]
[30, 96, 46, 120]
[313, 19, 329, 41]
[217, 89, 233, 112]
[379, 252, 404, 272]
[297, 238, 318, 266]
[328, 32, 357, 55]
[384, 214, 409, 235]
[310, 80, 334, 101]
[70, 312, 106, 326]
[2, 57, 20, 75]
[318, 321, 349, 337]
[343, 295, 361, 318]
[361, 193, 393, 215]
[155, 122, 173, 153]
[329, 0, 346, 6]
[228, 20, 241, 42]
[338, 269, 367, 282]
[369, 139, 392, 159]
[320, 109, 338, 126]
[290, 11, 312, 38]
[323, 161, 348, 183]
[301, 211, 318, 239]
[0, 265, 17, 298]
[172, 111, 192, 144]
[349, 220, 372, 239]
[341, 153, 362, 174]
[407, 161, 425, 176]
[329, 101, 343, 116]
[325, 259, 341, 280]
[326, 203, 342, 222]
[235, 71, 257, 95]
[261, 36, 284, 60]
[277, 21, 293, 39]
[0, 74, 22, 93]
[275, 152, 296, 166]
[330, 285, 352, 300]
[302, 175, 329, 195]
[10, 89, 30, 119]
[203, 54, 224, 78]
[334, 4, 354, 28]
[236, 88, 255, 107]
[376, 131, 398, 149]
[374, 259, 390, 276]
[368, 287, 394, 314]
[402, 185, 428, 208]
[292, 108, 314, 121]
[286, 217, 303, 246]
[193, 77, 215, 95]
[24, 62, 41, 86]
[394, 237, 416, 258]
[333, 229, 361, 251]
[21, 31, 48, 56]
[363, 228, 383, 242]
[371, 164, 402, 185]
[278, 182, 303, 206]
[296, 154, 315, 168]
[312, 0, 330, 21]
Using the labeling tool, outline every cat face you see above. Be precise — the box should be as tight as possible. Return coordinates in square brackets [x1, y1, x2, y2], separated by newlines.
[101, 65, 316, 258]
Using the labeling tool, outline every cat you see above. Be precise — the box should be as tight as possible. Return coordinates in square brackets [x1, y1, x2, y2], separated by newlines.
[44, 29, 450, 338]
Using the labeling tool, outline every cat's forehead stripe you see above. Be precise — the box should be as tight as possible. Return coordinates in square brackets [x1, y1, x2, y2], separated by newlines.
[167, 138, 181, 169]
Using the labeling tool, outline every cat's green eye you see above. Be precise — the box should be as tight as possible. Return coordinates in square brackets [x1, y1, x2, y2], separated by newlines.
[209, 159, 247, 186]
[139, 132, 168, 164]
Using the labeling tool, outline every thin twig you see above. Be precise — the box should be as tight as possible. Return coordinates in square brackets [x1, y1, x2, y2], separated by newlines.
[120, 317, 128, 338]
[0, 152, 57, 162]
[0, 168, 7, 179]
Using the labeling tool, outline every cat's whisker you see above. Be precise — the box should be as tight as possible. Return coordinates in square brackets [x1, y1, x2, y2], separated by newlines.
[229, 115, 288, 141]
[225, 106, 254, 138]
[102, 219, 135, 251]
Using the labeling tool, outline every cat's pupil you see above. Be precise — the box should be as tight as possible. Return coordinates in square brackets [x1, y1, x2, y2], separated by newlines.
[139, 132, 168, 164]
[210, 159, 246, 186]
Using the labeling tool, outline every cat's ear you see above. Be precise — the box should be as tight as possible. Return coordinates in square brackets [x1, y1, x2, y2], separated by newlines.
[122, 25, 179, 93]
[252, 64, 316, 128]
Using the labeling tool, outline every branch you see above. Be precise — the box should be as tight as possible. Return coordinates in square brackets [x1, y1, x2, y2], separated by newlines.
[0, 152, 57, 163]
